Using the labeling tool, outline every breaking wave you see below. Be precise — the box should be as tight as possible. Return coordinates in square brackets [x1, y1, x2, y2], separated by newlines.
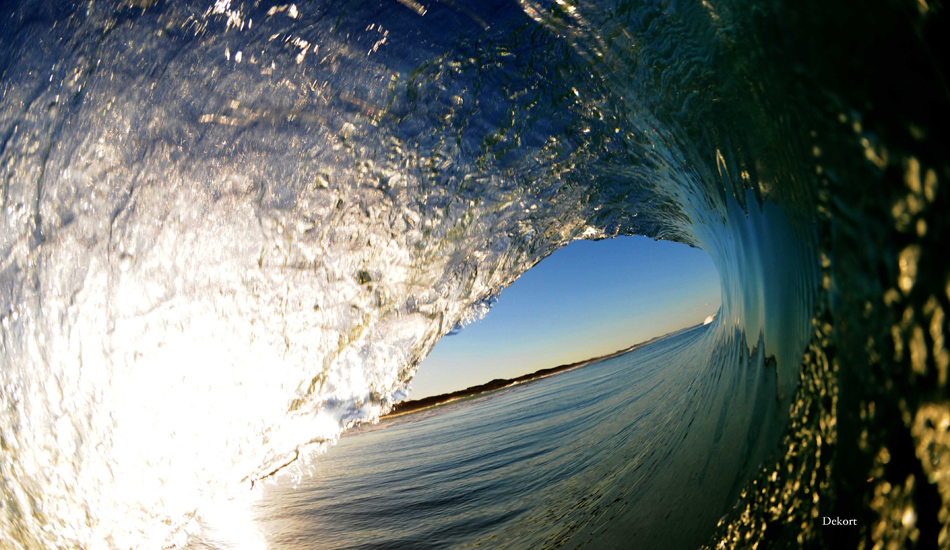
[0, 1, 946, 548]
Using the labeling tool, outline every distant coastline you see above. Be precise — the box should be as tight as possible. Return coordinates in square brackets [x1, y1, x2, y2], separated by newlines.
[383, 321, 709, 420]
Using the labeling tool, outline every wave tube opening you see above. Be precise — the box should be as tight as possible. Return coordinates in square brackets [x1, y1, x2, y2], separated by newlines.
[408, 235, 722, 400]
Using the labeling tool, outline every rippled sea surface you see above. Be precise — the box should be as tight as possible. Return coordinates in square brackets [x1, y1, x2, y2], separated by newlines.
[250, 325, 782, 550]
[0, 1, 947, 549]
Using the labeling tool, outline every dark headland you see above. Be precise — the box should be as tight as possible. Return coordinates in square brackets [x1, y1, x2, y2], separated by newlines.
[382, 321, 710, 419]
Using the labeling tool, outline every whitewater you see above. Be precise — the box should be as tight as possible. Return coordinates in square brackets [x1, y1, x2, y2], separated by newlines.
[0, 1, 946, 549]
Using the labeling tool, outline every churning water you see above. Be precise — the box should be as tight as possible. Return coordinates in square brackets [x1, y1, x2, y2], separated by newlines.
[0, 1, 947, 549]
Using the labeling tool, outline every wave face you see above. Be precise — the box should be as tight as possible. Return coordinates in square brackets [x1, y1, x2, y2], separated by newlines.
[0, 1, 946, 548]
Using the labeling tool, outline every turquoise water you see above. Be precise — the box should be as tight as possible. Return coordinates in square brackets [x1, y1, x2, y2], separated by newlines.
[251, 325, 783, 550]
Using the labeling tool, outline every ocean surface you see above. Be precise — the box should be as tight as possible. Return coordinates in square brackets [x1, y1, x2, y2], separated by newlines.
[0, 1, 947, 549]
[246, 324, 782, 550]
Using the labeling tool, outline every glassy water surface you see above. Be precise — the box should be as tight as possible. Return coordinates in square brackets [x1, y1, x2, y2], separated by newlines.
[252, 323, 783, 550]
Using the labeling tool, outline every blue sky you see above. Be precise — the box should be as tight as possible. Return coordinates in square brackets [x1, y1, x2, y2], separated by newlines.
[408, 236, 722, 399]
